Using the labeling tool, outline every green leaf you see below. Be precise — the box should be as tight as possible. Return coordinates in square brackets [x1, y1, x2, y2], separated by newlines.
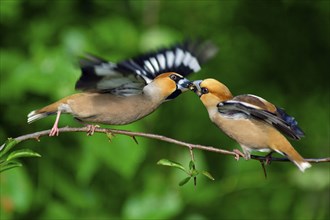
[189, 160, 195, 170]
[0, 138, 19, 158]
[6, 149, 41, 161]
[0, 161, 22, 172]
[179, 177, 191, 186]
[201, 170, 215, 181]
[157, 159, 187, 173]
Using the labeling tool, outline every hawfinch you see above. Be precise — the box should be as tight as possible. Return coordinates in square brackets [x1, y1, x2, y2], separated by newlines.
[28, 41, 217, 136]
[190, 79, 311, 172]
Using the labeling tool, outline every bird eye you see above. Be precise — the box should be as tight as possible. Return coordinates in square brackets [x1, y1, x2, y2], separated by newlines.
[169, 74, 180, 82]
[201, 87, 209, 94]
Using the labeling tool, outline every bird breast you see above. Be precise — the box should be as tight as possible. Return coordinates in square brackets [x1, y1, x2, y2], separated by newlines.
[66, 93, 161, 125]
[212, 112, 276, 149]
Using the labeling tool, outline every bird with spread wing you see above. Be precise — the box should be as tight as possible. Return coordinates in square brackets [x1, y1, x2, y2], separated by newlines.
[28, 40, 218, 136]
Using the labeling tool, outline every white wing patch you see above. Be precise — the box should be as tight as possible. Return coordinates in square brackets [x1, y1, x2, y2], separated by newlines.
[150, 57, 159, 73]
[166, 51, 175, 68]
[221, 100, 263, 110]
[174, 48, 185, 67]
[221, 112, 249, 120]
[183, 52, 192, 66]
[157, 54, 166, 69]
[144, 60, 155, 74]
[188, 57, 200, 72]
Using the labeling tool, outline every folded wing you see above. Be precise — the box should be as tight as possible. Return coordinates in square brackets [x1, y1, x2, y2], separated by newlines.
[217, 94, 305, 140]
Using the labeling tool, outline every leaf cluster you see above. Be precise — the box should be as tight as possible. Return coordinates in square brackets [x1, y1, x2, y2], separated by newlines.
[0, 139, 40, 173]
[157, 159, 214, 186]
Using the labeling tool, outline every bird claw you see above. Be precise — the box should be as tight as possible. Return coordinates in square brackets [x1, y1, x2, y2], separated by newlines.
[86, 125, 100, 136]
[49, 110, 61, 136]
[49, 126, 59, 136]
[264, 152, 273, 165]
[233, 149, 245, 161]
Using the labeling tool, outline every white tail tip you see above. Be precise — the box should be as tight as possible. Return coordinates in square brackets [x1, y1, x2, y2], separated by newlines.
[27, 110, 48, 124]
[296, 161, 312, 172]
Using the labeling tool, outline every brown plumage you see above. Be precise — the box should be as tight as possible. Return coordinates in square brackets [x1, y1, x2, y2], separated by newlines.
[28, 40, 218, 136]
[28, 72, 190, 136]
[190, 78, 311, 172]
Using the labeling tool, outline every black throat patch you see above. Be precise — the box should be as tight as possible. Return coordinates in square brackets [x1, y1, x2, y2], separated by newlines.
[166, 89, 182, 100]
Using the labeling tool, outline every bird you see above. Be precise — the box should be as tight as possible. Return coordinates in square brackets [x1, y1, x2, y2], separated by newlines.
[189, 78, 311, 172]
[27, 40, 218, 136]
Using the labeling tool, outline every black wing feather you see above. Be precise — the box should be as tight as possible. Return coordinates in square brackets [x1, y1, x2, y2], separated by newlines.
[75, 40, 218, 95]
[115, 40, 218, 81]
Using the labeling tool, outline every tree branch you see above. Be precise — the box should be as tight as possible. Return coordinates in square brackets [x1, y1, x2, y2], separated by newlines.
[1, 127, 329, 164]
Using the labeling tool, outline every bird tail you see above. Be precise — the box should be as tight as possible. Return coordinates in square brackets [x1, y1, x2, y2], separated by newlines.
[27, 102, 60, 124]
[272, 139, 311, 172]
[28, 94, 80, 124]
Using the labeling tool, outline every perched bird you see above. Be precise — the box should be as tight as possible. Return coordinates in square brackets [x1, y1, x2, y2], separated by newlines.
[28, 41, 218, 136]
[189, 79, 311, 172]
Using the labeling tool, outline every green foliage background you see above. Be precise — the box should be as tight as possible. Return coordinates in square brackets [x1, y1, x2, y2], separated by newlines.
[0, 0, 329, 219]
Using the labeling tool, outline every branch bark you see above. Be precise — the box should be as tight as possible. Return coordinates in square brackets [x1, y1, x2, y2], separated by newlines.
[1, 126, 329, 164]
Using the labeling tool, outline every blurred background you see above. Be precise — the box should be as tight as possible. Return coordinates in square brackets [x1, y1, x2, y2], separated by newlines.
[0, 0, 329, 219]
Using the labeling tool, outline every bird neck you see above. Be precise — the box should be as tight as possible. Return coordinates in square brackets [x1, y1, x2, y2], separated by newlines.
[201, 93, 232, 109]
[206, 105, 219, 119]
[142, 84, 167, 104]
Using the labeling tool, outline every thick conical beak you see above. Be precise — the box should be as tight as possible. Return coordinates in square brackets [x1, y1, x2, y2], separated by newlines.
[177, 78, 192, 92]
[189, 80, 203, 97]
[165, 77, 192, 101]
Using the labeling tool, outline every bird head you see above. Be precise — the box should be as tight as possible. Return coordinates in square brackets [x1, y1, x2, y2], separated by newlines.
[147, 72, 191, 101]
[189, 78, 233, 108]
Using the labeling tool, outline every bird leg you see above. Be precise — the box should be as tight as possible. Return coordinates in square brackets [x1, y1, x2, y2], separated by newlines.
[264, 151, 274, 165]
[74, 118, 100, 136]
[233, 149, 245, 161]
[258, 152, 274, 179]
[49, 110, 61, 136]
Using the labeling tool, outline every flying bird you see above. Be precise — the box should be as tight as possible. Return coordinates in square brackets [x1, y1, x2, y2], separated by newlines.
[28, 40, 218, 136]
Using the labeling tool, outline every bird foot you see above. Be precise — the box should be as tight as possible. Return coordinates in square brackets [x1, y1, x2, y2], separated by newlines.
[233, 149, 245, 161]
[49, 126, 59, 136]
[264, 152, 273, 165]
[86, 125, 100, 136]
[49, 110, 61, 136]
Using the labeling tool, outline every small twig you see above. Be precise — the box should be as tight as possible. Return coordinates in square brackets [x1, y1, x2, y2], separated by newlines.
[188, 147, 195, 162]
[131, 136, 139, 145]
[1, 127, 330, 164]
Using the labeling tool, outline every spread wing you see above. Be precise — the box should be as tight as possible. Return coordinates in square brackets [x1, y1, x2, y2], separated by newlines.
[217, 94, 305, 140]
[77, 54, 146, 96]
[75, 40, 218, 96]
